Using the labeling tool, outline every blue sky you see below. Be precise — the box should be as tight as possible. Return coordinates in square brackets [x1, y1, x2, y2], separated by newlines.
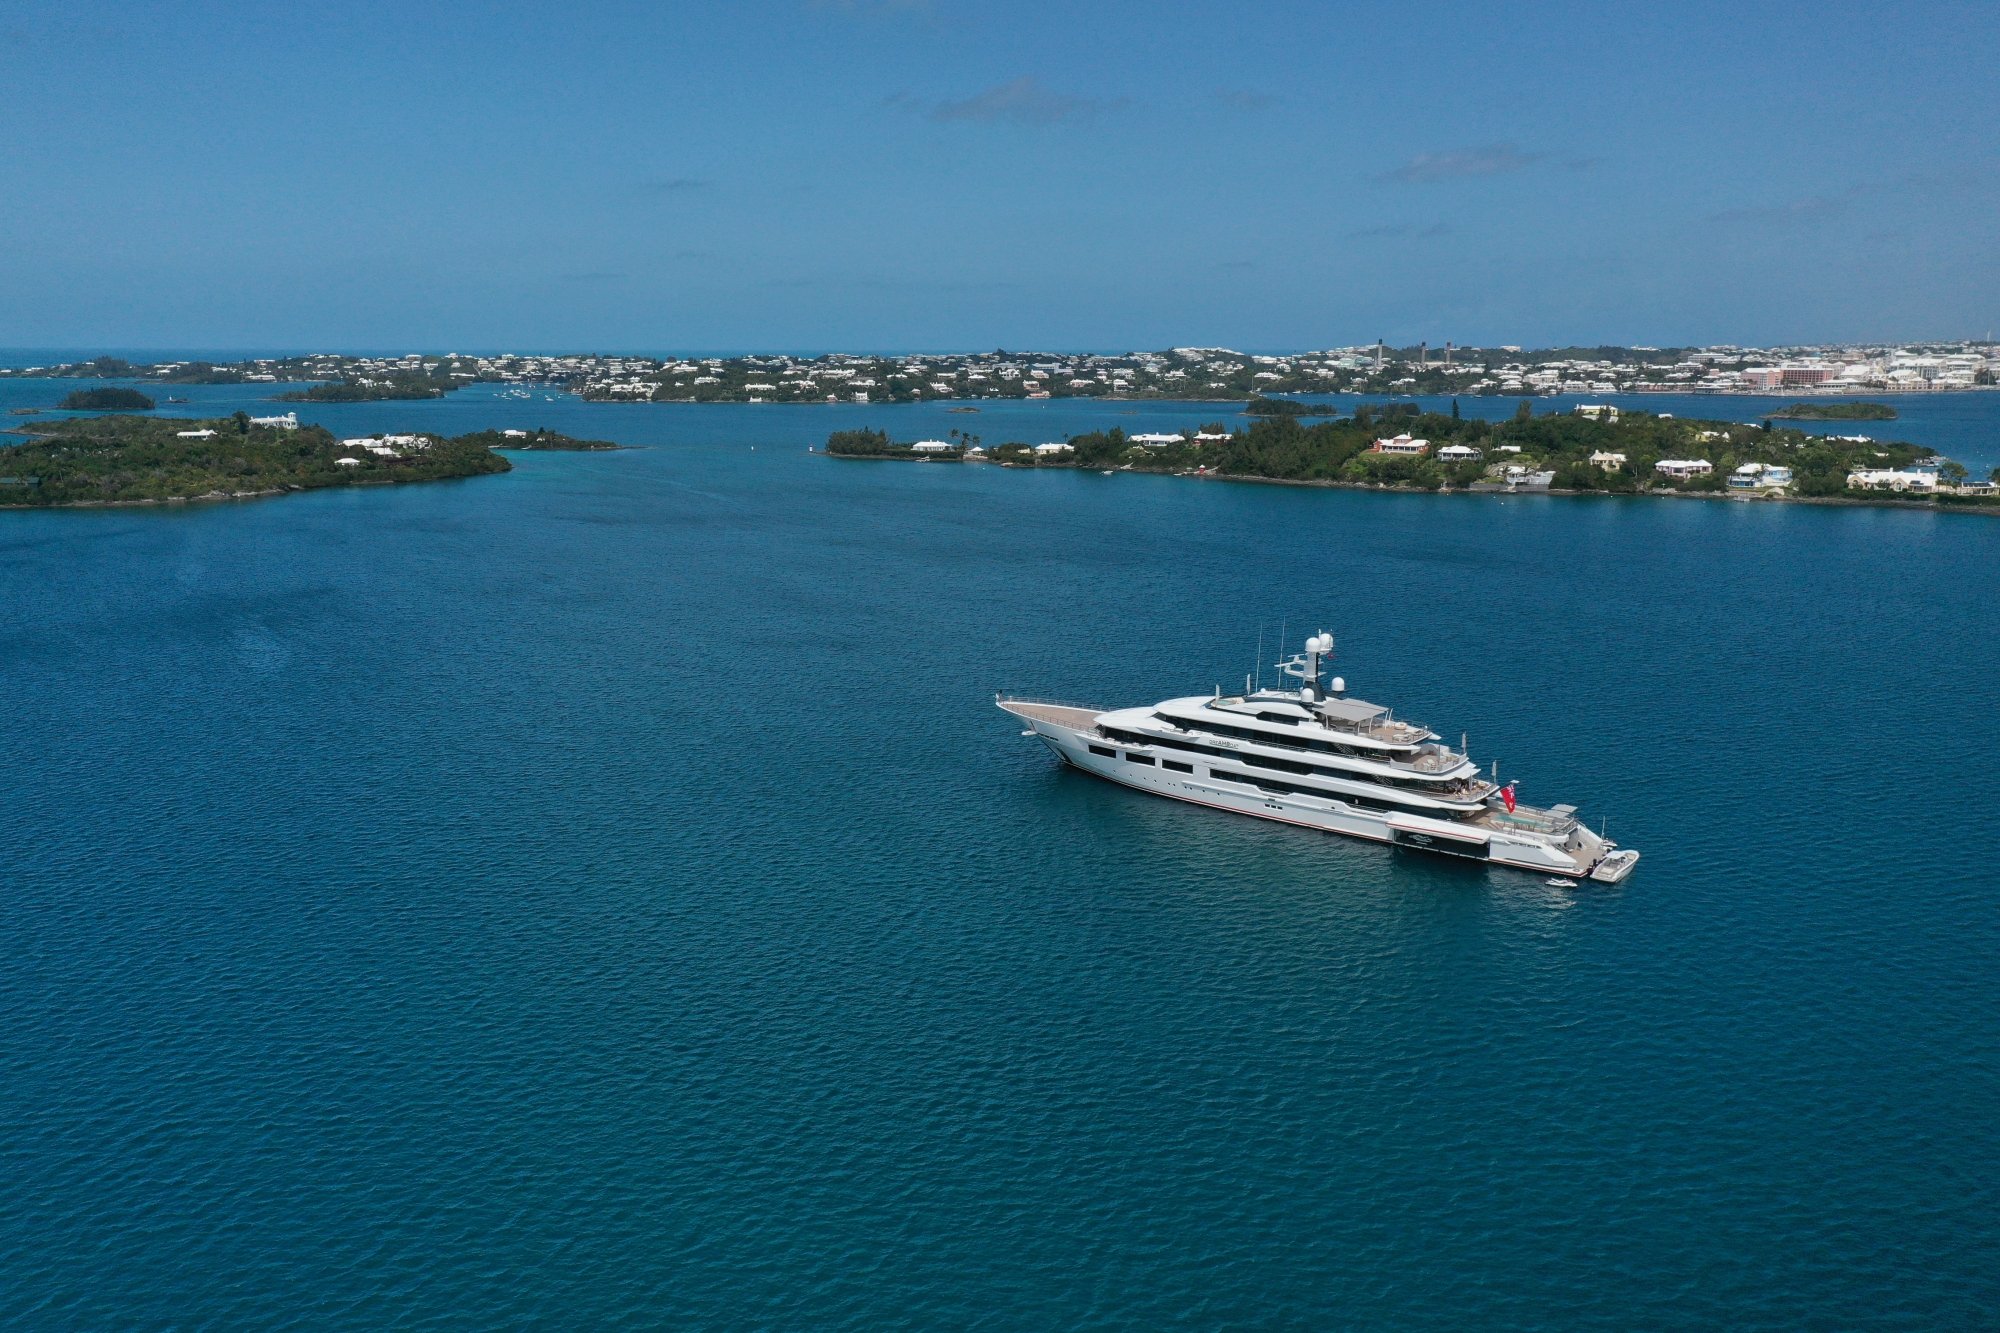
[3, 0, 1995, 352]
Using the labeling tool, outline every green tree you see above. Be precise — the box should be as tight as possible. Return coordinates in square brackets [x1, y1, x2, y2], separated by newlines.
[233, 410, 251, 434]
[1939, 461, 1968, 486]
[1513, 399, 1533, 423]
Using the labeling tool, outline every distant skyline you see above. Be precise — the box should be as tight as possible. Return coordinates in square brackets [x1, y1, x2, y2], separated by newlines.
[5, 0, 1996, 351]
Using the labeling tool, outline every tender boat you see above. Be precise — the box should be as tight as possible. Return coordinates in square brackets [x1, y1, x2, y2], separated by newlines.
[1000, 630, 1640, 883]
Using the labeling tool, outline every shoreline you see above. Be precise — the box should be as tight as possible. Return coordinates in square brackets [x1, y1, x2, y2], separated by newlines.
[0, 474, 499, 510]
[831, 452, 1997, 516]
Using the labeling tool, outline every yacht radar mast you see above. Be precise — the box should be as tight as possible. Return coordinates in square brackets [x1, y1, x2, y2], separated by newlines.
[1278, 632, 1335, 701]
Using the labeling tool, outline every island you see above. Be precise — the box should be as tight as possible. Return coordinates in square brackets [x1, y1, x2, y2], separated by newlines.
[454, 427, 622, 451]
[828, 404, 1999, 510]
[0, 413, 529, 508]
[58, 387, 156, 411]
[825, 428, 966, 460]
[272, 368, 472, 402]
[1769, 401, 1897, 420]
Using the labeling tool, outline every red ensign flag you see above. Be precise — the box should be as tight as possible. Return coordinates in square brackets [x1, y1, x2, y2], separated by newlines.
[1502, 783, 1516, 813]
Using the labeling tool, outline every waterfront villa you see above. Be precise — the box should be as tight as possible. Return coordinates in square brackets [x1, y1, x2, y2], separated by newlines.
[1728, 463, 1793, 490]
[1655, 458, 1714, 480]
[248, 412, 299, 430]
[1574, 404, 1620, 421]
[1033, 442, 1072, 456]
[1435, 444, 1482, 463]
[1370, 434, 1429, 455]
[1131, 433, 1186, 448]
[1847, 468, 1938, 492]
[1589, 450, 1627, 469]
[910, 440, 953, 453]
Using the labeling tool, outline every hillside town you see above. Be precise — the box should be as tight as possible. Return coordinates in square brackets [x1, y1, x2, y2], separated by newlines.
[7, 342, 1996, 405]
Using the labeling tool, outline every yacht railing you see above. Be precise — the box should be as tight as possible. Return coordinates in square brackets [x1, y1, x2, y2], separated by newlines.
[996, 693, 1106, 713]
[1150, 719, 1480, 783]
[1407, 745, 1468, 773]
[1482, 806, 1579, 837]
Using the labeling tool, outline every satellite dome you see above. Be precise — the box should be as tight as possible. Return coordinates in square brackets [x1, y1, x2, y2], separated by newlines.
[1330, 676, 1345, 693]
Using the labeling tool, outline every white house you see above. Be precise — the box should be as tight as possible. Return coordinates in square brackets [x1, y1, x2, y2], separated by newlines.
[1370, 434, 1429, 455]
[1435, 444, 1482, 463]
[1846, 468, 1937, 492]
[248, 412, 299, 430]
[1574, 404, 1619, 421]
[1130, 433, 1185, 447]
[1729, 463, 1793, 490]
[1589, 450, 1627, 469]
[1033, 442, 1073, 456]
[909, 440, 954, 453]
[175, 429, 218, 439]
[1655, 458, 1713, 480]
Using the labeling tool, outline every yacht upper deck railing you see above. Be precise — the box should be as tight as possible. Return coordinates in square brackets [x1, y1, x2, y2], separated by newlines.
[1149, 715, 1481, 784]
[1477, 805, 1579, 837]
[1407, 744, 1469, 773]
[1316, 715, 1430, 745]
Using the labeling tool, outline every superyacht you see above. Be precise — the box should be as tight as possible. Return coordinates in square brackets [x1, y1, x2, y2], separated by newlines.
[999, 632, 1640, 883]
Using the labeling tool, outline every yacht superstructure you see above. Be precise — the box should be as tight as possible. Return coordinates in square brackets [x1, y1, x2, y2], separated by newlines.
[999, 632, 1639, 883]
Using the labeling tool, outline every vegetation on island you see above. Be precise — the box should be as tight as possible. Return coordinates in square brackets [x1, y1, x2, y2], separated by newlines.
[1, 414, 512, 507]
[825, 428, 966, 459]
[1246, 398, 1341, 416]
[1103, 404, 1929, 497]
[273, 371, 456, 402]
[58, 387, 156, 411]
[453, 428, 622, 451]
[1769, 401, 1897, 420]
[831, 404, 1997, 508]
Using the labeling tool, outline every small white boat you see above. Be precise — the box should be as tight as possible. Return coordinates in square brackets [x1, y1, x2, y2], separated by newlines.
[1545, 877, 1579, 888]
[1100, 469, 1114, 476]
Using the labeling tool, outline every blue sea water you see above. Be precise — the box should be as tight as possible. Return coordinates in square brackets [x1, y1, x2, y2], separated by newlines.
[2, 382, 1997, 1328]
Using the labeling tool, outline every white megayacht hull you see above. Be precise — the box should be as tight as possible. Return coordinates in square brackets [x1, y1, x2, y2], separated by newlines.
[999, 698, 1637, 882]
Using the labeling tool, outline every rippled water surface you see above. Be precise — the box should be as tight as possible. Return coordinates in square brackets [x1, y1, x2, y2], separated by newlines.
[2, 384, 1997, 1328]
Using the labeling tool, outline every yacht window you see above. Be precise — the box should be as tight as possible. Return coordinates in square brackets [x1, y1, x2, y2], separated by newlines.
[1089, 745, 1115, 758]
[1162, 760, 1193, 773]
[1126, 753, 1155, 765]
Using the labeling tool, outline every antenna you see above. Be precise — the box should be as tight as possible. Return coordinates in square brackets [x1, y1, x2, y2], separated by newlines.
[1253, 624, 1264, 692]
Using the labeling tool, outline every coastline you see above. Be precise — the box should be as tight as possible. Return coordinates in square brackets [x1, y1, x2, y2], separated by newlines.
[855, 453, 1998, 516]
[0, 474, 497, 510]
